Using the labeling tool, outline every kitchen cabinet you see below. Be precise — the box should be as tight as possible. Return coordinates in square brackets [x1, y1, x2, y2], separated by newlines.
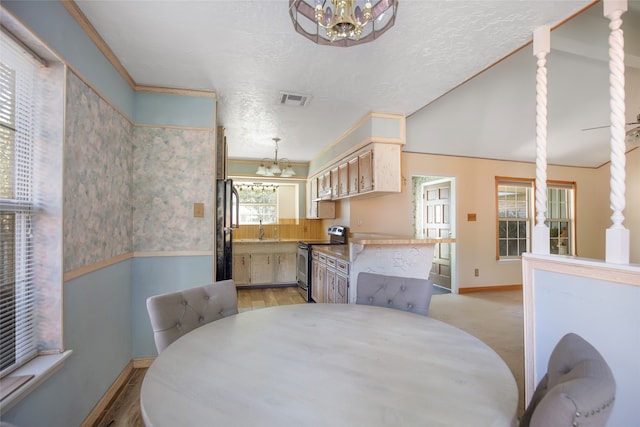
[274, 252, 296, 283]
[311, 249, 349, 304]
[311, 253, 327, 303]
[306, 177, 335, 219]
[358, 150, 373, 193]
[331, 167, 339, 199]
[234, 242, 297, 286]
[307, 142, 402, 202]
[335, 259, 349, 304]
[348, 157, 359, 195]
[250, 253, 274, 285]
[233, 254, 250, 286]
[338, 163, 349, 197]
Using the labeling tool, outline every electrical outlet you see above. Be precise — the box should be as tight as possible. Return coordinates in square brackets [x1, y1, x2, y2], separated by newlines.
[474, 268, 479, 277]
[193, 202, 205, 218]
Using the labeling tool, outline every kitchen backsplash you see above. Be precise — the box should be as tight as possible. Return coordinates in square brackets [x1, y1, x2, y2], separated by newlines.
[233, 219, 326, 241]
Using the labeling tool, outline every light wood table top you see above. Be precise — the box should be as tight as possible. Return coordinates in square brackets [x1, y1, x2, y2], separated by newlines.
[141, 304, 518, 427]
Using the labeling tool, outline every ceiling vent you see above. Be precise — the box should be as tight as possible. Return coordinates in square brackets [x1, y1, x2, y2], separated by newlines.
[279, 92, 311, 107]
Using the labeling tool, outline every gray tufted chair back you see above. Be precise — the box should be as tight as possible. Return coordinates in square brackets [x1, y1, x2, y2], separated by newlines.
[355, 272, 434, 316]
[519, 332, 616, 427]
[146, 279, 238, 353]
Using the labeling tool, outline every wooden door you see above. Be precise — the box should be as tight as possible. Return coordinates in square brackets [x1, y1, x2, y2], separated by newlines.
[424, 181, 452, 289]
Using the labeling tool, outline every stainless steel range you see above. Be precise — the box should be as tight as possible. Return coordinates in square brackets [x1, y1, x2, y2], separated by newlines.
[296, 225, 347, 302]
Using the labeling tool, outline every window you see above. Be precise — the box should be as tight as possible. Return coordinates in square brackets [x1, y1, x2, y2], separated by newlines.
[547, 182, 575, 255]
[496, 178, 577, 259]
[0, 32, 40, 375]
[235, 183, 278, 224]
[496, 179, 533, 259]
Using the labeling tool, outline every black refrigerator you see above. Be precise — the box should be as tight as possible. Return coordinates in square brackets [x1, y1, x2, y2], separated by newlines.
[216, 179, 239, 281]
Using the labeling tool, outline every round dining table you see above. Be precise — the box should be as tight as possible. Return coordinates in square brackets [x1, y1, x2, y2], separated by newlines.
[140, 303, 518, 426]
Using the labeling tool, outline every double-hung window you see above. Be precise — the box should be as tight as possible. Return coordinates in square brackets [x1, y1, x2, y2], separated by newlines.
[0, 32, 39, 375]
[547, 182, 575, 255]
[496, 178, 576, 259]
[496, 179, 533, 259]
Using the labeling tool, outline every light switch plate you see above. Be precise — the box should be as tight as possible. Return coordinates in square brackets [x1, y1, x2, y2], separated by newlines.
[193, 203, 205, 218]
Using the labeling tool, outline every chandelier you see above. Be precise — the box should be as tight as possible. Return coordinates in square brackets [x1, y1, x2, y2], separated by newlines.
[256, 138, 296, 177]
[289, 0, 398, 47]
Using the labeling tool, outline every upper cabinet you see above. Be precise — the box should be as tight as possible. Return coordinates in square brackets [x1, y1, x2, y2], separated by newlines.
[305, 112, 405, 213]
[309, 142, 401, 202]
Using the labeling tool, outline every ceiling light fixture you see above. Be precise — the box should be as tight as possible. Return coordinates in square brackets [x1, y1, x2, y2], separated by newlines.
[256, 137, 296, 177]
[289, 0, 398, 47]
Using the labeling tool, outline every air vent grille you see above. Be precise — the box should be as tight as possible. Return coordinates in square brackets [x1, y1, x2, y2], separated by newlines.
[279, 92, 311, 107]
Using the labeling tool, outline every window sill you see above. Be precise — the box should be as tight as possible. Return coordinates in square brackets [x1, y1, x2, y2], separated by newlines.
[0, 350, 73, 415]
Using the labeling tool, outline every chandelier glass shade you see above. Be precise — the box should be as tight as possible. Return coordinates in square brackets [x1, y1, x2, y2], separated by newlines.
[289, 0, 398, 47]
[256, 138, 296, 177]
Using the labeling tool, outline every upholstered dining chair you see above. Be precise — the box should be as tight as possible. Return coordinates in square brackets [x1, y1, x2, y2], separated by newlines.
[355, 272, 434, 316]
[146, 279, 238, 353]
[519, 332, 616, 427]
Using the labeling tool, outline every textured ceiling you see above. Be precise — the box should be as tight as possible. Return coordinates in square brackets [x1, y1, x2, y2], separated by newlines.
[74, 0, 640, 167]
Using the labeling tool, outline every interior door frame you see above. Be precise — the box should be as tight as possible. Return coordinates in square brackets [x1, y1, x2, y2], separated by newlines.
[415, 176, 457, 293]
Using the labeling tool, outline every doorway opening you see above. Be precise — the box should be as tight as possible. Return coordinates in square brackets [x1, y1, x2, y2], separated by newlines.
[413, 176, 457, 294]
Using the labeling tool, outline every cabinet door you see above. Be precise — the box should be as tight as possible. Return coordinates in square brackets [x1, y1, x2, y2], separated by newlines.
[326, 268, 337, 303]
[359, 150, 373, 192]
[330, 167, 339, 199]
[311, 259, 326, 303]
[335, 273, 349, 304]
[323, 171, 331, 196]
[338, 163, 349, 197]
[274, 252, 296, 283]
[250, 254, 273, 285]
[308, 178, 318, 218]
[348, 157, 359, 195]
[233, 254, 250, 286]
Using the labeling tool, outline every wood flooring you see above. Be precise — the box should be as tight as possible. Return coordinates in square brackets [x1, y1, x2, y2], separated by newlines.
[92, 287, 524, 426]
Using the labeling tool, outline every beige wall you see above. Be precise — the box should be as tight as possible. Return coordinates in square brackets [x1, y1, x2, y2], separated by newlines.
[339, 150, 638, 289]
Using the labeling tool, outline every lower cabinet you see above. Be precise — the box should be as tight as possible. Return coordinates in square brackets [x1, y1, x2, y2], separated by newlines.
[233, 254, 250, 285]
[274, 252, 296, 283]
[250, 254, 274, 285]
[311, 254, 326, 303]
[233, 243, 297, 286]
[311, 250, 349, 303]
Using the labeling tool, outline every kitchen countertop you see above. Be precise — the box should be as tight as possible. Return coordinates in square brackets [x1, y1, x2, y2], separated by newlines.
[312, 245, 349, 261]
[233, 239, 300, 243]
[349, 233, 456, 245]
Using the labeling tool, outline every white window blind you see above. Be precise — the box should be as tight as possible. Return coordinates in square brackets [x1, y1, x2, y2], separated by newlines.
[0, 29, 40, 376]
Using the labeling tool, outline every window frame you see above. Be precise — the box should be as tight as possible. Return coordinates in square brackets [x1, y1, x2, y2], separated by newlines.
[235, 182, 279, 225]
[546, 180, 577, 256]
[0, 34, 38, 377]
[495, 177, 578, 260]
[495, 177, 534, 260]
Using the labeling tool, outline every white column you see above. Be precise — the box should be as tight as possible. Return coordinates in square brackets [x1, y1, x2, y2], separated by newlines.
[532, 25, 550, 255]
[604, 0, 630, 264]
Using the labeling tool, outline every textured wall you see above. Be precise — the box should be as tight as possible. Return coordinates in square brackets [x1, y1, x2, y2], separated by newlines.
[132, 126, 214, 252]
[63, 71, 133, 271]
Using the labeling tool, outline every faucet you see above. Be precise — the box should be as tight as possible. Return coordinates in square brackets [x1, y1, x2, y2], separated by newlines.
[258, 219, 264, 240]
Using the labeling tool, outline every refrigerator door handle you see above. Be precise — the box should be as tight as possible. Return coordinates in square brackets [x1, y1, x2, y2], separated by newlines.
[231, 186, 240, 229]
